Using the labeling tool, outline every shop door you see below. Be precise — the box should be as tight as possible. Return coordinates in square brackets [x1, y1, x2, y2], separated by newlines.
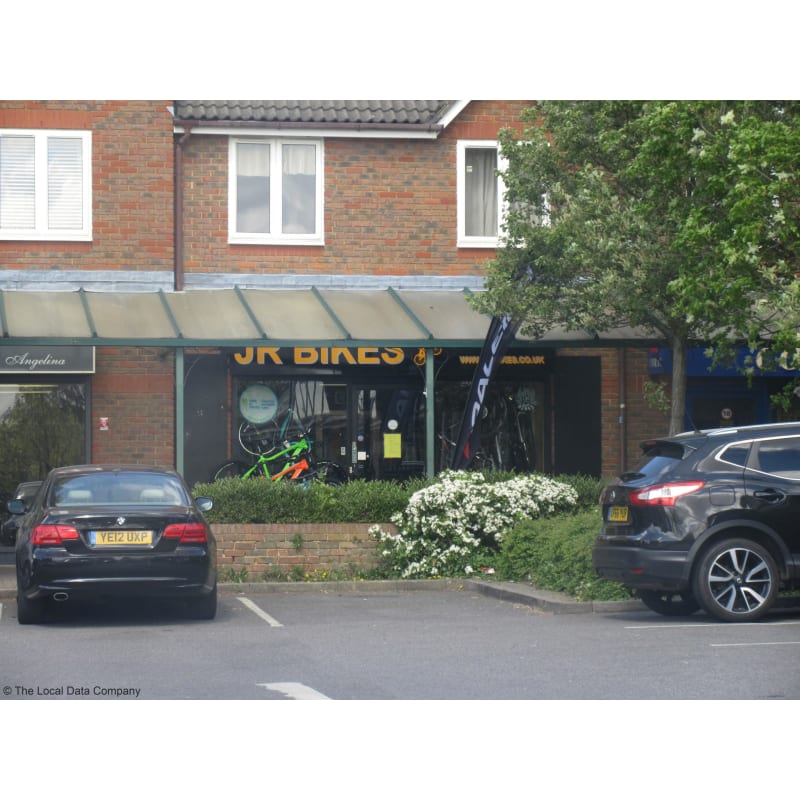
[553, 357, 601, 476]
[354, 387, 426, 480]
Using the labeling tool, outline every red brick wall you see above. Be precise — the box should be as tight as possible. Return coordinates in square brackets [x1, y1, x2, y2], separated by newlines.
[213, 522, 390, 578]
[0, 100, 174, 272]
[179, 100, 533, 278]
[91, 347, 175, 465]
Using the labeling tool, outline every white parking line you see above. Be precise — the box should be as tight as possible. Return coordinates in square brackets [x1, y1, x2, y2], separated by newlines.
[625, 620, 800, 630]
[237, 596, 283, 627]
[257, 682, 331, 700]
[711, 641, 800, 648]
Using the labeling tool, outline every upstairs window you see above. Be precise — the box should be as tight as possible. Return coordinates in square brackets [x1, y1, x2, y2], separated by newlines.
[229, 138, 324, 245]
[0, 129, 92, 241]
[457, 140, 507, 248]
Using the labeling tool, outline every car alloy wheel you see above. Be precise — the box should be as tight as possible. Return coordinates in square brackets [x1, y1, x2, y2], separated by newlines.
[694, 538, 779, 622]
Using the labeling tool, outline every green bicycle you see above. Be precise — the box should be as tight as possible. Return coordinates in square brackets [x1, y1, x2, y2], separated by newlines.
[211, 414, 348, 485]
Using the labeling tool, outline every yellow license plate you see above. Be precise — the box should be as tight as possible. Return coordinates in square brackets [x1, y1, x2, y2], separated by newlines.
[91, 530, 153, 546]
[608, 506, 629, 523]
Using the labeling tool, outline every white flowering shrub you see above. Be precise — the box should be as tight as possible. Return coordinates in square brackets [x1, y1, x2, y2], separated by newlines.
[370, 470, 578, 578]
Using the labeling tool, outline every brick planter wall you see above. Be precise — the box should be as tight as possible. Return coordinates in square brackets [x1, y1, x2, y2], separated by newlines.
[213, 523, 396, 579]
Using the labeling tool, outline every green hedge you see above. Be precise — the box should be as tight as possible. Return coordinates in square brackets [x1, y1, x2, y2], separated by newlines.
[193, 477, 425, 524]
[492, 509, 632, 601]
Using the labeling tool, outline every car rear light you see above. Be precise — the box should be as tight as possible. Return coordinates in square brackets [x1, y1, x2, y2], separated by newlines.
[163, 522, 208, 543]
[32, 524, 81, 545]
[629, 481, 705, 506]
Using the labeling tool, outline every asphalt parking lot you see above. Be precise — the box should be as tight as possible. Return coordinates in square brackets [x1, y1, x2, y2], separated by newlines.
[2, 571, 799, 701]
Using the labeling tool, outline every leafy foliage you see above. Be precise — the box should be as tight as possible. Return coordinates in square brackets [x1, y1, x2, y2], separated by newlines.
[193, 477, 422, 524]
[475, 101, 800, 432]
[493, 510, 632, 601]
[370, 470, 578, 578]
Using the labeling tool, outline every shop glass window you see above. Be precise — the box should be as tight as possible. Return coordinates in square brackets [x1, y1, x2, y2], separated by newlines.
[230, 138, 323, 245]
[0, 129, 91, 240]
[0, 382, 87, 496]
[233, 379, 347, 466]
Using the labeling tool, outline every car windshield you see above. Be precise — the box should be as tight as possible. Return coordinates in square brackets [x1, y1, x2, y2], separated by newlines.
[51, 473, 188, 507]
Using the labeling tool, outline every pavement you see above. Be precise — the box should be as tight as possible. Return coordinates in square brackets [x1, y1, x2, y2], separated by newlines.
[0, 559, 644, 614]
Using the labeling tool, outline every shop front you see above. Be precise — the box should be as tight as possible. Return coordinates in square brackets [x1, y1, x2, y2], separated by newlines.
[0, 346, 93, 501]
[2, 285, 615, 489]
[182, 344, 552, 486]
[648, 346, 800, 429]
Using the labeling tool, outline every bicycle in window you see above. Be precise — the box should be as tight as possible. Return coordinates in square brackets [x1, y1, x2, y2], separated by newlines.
[211, 410, 349, 485]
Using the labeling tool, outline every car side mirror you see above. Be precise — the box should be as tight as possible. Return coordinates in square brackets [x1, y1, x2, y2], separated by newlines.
[7, 499, 27, 515]
[195, 497, 213, 513]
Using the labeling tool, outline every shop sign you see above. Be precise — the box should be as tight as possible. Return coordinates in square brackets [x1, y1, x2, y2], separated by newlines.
[648, 346, 800, 378]
[232, 346, 548, 369]
[239, 384, 279, 424]
[232, 346, 405, 367]
[0, 346, 95, 374]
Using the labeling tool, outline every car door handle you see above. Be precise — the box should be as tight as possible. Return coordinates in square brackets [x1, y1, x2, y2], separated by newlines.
[753, 488, 786, 503]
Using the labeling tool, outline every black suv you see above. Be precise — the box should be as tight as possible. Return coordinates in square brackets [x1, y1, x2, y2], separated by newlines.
[593, 422, 800, 622]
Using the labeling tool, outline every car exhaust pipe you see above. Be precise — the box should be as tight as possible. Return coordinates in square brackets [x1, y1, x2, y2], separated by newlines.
[53, 592, 69, 602]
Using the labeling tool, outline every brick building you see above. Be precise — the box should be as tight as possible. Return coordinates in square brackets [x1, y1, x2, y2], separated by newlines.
[3, 99, 786, 495]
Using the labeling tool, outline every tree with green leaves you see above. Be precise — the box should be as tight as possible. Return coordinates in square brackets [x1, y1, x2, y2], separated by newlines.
[474, 101, 800, 433]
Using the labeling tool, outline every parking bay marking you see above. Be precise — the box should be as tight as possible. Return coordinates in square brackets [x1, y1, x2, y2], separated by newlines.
[625, 620, 800, 631]
[257, 682, 331, 700]
[237, 596, 284, 627]
[710, 641, 800, 648]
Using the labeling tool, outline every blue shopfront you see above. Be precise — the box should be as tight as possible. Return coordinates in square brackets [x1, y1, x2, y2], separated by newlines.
[647, 346, 800, 429]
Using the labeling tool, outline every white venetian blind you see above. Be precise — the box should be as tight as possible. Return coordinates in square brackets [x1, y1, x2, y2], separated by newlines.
[0, 134, 35, 229]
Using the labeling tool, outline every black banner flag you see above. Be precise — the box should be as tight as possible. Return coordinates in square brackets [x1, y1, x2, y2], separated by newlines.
[451, 314, 519, 470]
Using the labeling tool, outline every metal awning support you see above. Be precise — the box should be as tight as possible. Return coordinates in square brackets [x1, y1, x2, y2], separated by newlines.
[78, 289, 98, 337]
[387, 286, 434, 339]
[158, 289, 183, 338]
[425, 347, 435, 477]
[310, 286, 351, 339]
[234, 286, 268, 339]
[0, 291, 8, 338]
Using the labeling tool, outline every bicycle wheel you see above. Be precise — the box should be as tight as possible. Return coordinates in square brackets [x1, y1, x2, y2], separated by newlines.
[312, 461, 349, 486]
[211, 460, 249, 481]
[239, 423, 279, 456]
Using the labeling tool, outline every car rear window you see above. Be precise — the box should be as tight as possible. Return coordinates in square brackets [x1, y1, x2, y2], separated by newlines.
[52, 473, 188, 506]
[627, 441, 689, 481]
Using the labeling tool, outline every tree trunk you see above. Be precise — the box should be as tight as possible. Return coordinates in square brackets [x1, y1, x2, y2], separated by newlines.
[669, 335, 688, 435]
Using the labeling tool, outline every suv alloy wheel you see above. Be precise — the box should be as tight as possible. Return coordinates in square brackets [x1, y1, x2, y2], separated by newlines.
[693, 538, 780, 622]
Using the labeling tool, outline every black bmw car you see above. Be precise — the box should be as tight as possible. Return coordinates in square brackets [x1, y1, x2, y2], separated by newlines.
[13, 464, 217, 624]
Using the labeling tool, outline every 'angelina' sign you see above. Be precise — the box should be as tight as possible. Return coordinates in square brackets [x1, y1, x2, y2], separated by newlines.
[0, 346, 95, 374]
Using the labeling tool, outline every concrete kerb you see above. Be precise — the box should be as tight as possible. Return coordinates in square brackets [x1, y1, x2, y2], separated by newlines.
[0, 564, 644, 613]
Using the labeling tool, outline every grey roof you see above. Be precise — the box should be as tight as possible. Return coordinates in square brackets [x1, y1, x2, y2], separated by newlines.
[174, 101, 456, 127]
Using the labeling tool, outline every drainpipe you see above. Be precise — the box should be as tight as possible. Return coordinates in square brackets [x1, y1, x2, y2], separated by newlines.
[174, 123, 195, 292]
[173, 122, 194, 474]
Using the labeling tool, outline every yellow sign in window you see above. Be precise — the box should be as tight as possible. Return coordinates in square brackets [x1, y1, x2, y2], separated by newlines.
[384, 433, 402, 459]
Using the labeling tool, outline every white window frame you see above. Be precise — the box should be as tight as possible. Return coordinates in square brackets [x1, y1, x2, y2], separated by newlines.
[456, 139, 508, 248]
[228, 137, 324, 246]
[0, 128, 92, 241]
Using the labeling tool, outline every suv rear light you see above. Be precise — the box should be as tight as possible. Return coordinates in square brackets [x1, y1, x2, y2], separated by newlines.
[629, 481, 705, 506]
[32, 524, 81, 545]
[163, 522, 208, 544]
